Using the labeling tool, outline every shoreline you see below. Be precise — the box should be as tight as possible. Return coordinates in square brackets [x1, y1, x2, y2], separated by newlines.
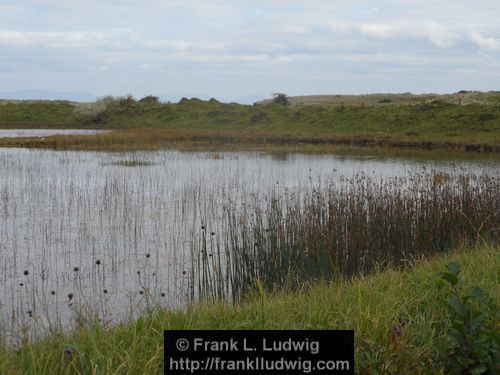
[0, 129, 499, 153]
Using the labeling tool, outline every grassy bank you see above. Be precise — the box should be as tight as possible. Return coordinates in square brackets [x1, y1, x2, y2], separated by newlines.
[0, 244, 497, 374]
[1, 95, 499, 152]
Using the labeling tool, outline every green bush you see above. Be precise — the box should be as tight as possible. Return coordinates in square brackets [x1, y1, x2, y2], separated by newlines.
[272, 93, 289, 106]
[440, 261, 499, 374]
[138, 95, 160, 104]
[72, 96, 117, 124]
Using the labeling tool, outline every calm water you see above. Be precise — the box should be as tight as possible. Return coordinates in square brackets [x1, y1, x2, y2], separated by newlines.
[0, 129, 107, 138]
[0, 147, 498, 341]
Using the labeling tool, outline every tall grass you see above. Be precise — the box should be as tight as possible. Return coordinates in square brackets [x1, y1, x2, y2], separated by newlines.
[193, 172, 499, 301]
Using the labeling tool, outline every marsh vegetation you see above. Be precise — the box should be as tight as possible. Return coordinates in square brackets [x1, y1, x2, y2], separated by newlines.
[0, 147, 498, 344]
[193, 172, 499, 302]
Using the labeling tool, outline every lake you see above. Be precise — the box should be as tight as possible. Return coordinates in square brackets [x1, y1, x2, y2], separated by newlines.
[0, 147, 498, 341]
[0, 129, 108, 138]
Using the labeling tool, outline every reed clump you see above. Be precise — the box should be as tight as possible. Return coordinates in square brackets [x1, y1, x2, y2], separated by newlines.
[193, 172, 499, 301]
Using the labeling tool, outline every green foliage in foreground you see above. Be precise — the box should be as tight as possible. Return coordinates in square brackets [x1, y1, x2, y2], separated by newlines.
[0, 245, 498, 374]
[440, 262, 499, 374]
[1, 96, 500, 148]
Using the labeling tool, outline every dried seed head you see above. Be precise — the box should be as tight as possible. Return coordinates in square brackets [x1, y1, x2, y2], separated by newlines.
[201, 226, 206, 230]
[161, 292, 166, 297]
[210, 232, 215, 236]
[145, 253, 151, 258]
[73, 266, 79, 272]
[19, 282, 24, 287]
[50, 290, 55, 295]
[27, 310, 33, 317]
[139, 290, 144, 295]
[68, 293, 74, 300]
[95, 260, 101, 265]
[23, 270, 29, 276]
[136, 271, 141, 275]
[103, 289, 108, 294]
[182, 270, 187, 275]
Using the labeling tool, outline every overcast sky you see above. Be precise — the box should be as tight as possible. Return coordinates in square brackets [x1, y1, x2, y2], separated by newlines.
[1, 0, 499, 101]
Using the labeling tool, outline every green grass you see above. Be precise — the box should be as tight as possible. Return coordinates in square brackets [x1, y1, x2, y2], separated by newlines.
[257, 91, 500, 107]
[1, 244, 498, 374]
[0, 101, 77, 126]
[0, 95, 500, 152]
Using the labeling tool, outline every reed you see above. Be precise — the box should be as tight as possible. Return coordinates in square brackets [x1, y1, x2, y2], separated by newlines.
[192, 172, 499, 301]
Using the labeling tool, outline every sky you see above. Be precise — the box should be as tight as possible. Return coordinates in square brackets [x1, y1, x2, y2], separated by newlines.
[1, 0, 499, 101]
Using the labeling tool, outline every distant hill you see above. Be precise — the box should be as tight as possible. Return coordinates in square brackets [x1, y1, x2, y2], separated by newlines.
[0, 90, 265, 105]
[158, 94, 266, 105]
[0, 90, 97, 103]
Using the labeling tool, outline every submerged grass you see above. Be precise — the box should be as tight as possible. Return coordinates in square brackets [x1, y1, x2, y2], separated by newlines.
[109, 159, 154, 167]
[0, 244, 497, 374]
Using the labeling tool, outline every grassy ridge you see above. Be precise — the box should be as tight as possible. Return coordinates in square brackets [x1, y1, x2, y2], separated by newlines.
[0, 244, 498, 374]
[1, 97, 500, 151]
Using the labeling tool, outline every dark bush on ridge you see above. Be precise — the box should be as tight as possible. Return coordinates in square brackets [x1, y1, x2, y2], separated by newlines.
[192, 172, 499, 302]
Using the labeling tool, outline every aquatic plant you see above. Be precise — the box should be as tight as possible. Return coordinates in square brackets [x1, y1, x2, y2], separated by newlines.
[192, 172, 499, 301]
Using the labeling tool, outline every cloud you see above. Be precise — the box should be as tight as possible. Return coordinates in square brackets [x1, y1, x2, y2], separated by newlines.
[0, 31, 118, 49]
[359, 23, 397, 38]
[468, 31, 500, 52]
[0, 1, 499, 97]
[424, 23, 461, 48]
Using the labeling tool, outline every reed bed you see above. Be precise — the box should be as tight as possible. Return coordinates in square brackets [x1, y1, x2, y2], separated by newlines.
[192, 172, 499, 301]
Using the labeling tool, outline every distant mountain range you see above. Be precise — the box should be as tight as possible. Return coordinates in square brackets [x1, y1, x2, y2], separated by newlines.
[0, 90, 98, 102]
[0, 90, 266, 105]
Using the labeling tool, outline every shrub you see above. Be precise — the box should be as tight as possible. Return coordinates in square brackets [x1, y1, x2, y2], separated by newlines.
[272, 93, 289, 106]
[440, 262, 499, 374]
[72, 96, 117, 124]
[138, 95, 160, 104]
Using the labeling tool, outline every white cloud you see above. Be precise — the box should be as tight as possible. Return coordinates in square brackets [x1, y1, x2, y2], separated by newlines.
[0, 31, 117, 49]
[468, 31, 500, 52]
[424, 23, 461, 48]
[359, 23, 397, 38]
[1, 1, 499, 97]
